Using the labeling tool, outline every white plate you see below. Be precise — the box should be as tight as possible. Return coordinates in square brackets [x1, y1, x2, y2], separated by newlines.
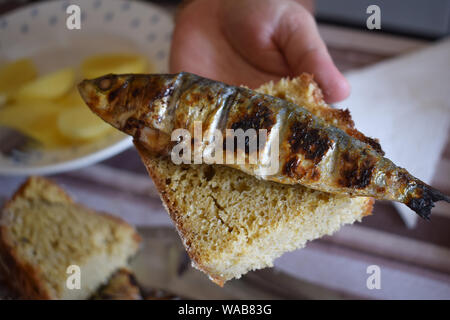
[0, 0, 173, 175]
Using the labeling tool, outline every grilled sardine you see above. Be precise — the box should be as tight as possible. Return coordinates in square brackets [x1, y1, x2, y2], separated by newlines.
[78, 72, 450, 219]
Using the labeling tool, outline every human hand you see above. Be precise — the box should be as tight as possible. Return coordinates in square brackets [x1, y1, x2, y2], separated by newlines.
[170, 0, 350, 103]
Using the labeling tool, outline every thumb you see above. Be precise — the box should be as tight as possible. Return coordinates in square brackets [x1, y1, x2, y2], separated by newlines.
[275, 4, 350, 103]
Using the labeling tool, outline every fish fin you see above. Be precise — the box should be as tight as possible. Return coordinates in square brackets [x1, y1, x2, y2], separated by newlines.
[406, 185, 450, 220]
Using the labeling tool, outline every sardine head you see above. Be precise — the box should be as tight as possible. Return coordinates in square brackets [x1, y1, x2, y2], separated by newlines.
[77, 74, 132, 130]
[78, 73, 185, 133]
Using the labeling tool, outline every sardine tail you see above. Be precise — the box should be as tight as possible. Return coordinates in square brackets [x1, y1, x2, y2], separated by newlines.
[406, 185, 450, 220]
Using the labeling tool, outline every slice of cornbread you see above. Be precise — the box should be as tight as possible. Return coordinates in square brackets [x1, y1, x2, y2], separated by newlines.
[0, 177, 141, 299]
[92, 268, 142, 300]
[135, 75, 374, 286]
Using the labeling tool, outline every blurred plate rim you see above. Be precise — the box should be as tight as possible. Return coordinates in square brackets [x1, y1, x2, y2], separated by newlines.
[0, 0, 172, 176]
[0, 136, 133, 176]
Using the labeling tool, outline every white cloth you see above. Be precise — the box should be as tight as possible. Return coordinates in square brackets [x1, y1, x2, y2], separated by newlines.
[343, 38, 450, 227]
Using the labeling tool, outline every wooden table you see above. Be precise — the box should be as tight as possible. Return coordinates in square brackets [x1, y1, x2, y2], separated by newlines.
[0, 2, 449, 299]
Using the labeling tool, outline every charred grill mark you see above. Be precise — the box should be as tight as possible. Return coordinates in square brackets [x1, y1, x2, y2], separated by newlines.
[107, 78, 132, 107]
[203, 166, 216, 181]
[283, 157, 300, 178]
[141, 78, 177, 116]
[288, 118, 331, 164]
[132, 88, 141, 98]
[108, 87, 121, 102]
[334, 108, 353, 125]
[148, 85, 173, 103]
[123, 117, 146, 132]
[206, 93, 214, 104]
[230, 103, 274, 132]
[282, 156, 321, 181]
[404, 184, 431, 219]
[334, 108, 383, 154]
[338, 149, 376, 189]
[352, 132, 383, 155]
[184, 83, 216, 108]
[229, 103, 275, 154]
[318, 107, 384, 155]
[397, 170, 410, 185]
[363, 137, 383, 155]
[148, 76, 176, 100]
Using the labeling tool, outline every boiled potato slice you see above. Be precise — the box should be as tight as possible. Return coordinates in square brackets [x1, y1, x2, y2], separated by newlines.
[0, 100, 66, 148]
[0, 100, 61, 127]
[26, 114, 69, 148]
[15, 67, 75, 100]
[81, 53, 148, 79]
[0, 94, 6, 107]
[55, 88, 85, 108]
[58, 106, 111, 140]
[0, 58, 37, 101]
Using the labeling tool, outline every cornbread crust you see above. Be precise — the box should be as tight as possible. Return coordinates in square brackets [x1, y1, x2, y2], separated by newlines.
[135, 75, 374, 285]
[0, 177, 141, 299]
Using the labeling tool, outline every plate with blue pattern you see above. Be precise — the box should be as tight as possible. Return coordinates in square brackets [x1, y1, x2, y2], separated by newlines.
[0, 0, 173, 175]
